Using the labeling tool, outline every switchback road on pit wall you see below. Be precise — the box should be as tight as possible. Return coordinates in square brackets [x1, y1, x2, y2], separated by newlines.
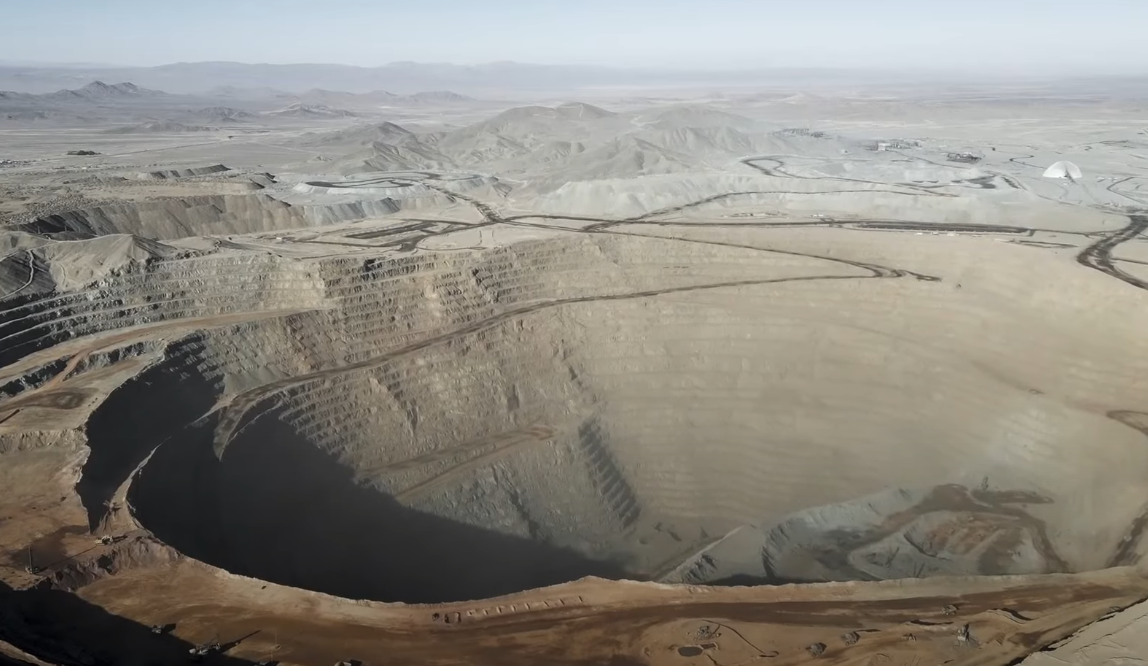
[205, 178, 947, 451]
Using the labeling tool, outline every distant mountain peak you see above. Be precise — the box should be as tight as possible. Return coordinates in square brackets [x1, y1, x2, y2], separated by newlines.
[51, 81, 161, 99]
[187, 106, 255, 122]
[555, 102, 616, 119]
[375, 121, 412, 133]
[83, 81, 140, 94]
[267, 103, 358, 118]
[407, 90, 473, 103]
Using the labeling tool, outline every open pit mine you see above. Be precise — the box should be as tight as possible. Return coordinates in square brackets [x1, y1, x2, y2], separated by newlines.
[2, 88, 1148, 666]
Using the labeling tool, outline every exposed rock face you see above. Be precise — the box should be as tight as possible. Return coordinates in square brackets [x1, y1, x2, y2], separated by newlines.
[3, 89, 1148, 666]
[5, 205, 1148, 606]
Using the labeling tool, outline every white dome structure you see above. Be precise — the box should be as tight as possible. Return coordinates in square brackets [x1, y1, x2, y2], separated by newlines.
[1043, 160, 1083, 179]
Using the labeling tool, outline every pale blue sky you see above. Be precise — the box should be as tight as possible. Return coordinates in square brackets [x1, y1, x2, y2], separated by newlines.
[1, 0, 1144, 72]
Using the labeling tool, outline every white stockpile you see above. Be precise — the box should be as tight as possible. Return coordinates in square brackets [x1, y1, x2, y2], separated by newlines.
[1043, 160, 1083, 180]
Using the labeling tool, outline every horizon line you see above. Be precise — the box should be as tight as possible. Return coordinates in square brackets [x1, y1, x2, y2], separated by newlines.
[1, 59, 1109, 77]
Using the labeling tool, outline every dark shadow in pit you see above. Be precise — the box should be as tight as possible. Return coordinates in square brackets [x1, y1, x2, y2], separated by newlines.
[0, 581, 259, 666]
[77, 338, 219, 529]
[707, 573, 773, 588]
[130, 407, 630, 604]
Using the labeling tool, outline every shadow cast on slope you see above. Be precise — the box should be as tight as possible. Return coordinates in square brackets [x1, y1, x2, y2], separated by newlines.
[0, 581, 259, 666]
[77, 339, 219, 530]
[0, 293, 79, 370]
[129, 408, 630, 604]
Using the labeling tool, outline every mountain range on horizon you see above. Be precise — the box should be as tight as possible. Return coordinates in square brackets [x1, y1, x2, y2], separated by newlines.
[0, 60, 1049, 96]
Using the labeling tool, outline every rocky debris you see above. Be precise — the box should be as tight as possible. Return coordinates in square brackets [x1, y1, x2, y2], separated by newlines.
[0, 193, 116, 226]
[956, 623, 978, 647]
[947, 152, 981, 163]
[188, 640, 221, 661]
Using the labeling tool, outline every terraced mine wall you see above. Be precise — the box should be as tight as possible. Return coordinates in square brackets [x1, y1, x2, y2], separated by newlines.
[15, 195, 304, 240]
[135, 164, 231, 180]
[4, 223, 1148, 604]
[16, 192, 464, 242]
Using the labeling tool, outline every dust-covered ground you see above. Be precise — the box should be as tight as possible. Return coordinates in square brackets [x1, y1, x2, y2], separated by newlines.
[2, 75, 1148, 666]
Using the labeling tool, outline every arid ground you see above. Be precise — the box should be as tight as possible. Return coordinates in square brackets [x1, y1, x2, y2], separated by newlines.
[2, 73, 1148, 665]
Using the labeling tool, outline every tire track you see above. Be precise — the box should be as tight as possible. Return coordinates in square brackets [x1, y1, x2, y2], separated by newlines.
[408, 181, 938, 281]
[1107, 500, 1148, 567]
[613, 188, 939, 223]
[510, 213, 1103, 240]
[423, 173, 1106, 247]
[1106, 410, 1148, 566]
[1009, 154, 1043, 170]
[1106, 177, 1148, 207]
[740, 157, 958, 198]
[503, 217, 941, 283]
[1076, 214, 1148, 290]
[1077, 221, 1148, 569]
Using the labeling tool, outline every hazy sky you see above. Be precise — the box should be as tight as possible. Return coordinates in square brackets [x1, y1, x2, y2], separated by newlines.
[1, 0, 1145, 73]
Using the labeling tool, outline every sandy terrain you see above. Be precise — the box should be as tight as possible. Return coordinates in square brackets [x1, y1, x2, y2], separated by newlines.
[2, 74, 1148, 665]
